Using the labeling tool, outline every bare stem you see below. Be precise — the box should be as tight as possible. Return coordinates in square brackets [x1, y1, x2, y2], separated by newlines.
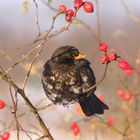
[33, 0, 41, 34]
[121, 0, 140, 24]
[9, 86, 20, 140]
[95, 0, 101, 43]
[22, 45, 43, 90]
[85, 62, 109, 92]
[5, 43, 42, 73]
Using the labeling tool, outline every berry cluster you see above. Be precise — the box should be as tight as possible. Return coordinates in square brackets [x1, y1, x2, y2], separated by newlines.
[98, 42, 133, 76]
[99, 42, 118, 63]
[116, 90, 133, 101]
[0, 132, 10, 140]
[58, 0, 94, 22]
[0, 99, 5, 110]
[70, 122, 80, 136]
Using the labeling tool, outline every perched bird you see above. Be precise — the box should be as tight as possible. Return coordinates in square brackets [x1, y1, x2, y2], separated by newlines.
[42, 46, 109, 116]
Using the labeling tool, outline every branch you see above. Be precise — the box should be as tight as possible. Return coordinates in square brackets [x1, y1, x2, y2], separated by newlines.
[22, 45, 43, 90]
[0, 67, 54, 140]
[121, 0, 140, 24]
[5, 10, 76, 74]
[5, 42, 42, 73]
[41, 0, 98, 42]
[37, 103, 54, 111]
[95, 0, 101, 43]
[40, 0, 58, 12]
[9, 86, 20, 140]
[33, 0, 41, 35]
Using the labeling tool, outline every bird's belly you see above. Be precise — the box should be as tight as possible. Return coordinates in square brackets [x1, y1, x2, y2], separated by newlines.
[42, 68, 82, 105]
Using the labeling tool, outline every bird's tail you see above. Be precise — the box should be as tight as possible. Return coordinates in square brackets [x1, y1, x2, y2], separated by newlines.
[78, 92, 109, 116]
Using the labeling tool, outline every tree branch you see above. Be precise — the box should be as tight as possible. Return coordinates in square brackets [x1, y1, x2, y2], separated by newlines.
[0, 67, 54, 140]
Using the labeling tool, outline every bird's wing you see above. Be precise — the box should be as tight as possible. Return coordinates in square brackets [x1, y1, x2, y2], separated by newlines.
[77, 59, 96, 93]
[43, 60, 52, 76]
[78, 59, 109, 116]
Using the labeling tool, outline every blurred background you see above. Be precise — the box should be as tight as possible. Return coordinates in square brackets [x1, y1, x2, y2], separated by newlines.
[0, 0, 140, 140]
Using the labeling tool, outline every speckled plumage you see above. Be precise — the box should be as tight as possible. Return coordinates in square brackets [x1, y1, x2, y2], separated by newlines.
[42, 46, 109, 116]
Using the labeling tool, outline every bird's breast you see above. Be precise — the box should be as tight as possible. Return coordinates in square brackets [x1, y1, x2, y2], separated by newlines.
[43, 64, 82, 94]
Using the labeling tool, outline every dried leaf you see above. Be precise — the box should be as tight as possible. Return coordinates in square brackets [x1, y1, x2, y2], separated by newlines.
[20, 0, 30, 14]
[73, 20, 82, 27]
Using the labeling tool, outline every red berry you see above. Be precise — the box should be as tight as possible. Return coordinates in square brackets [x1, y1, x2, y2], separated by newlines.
[0, 99, 5, 110]
[3, 132, 10, 139]
[72, 126, 80, 136]
[65, 15, 72, 22]
[70, 122, 80, 136]
[118, 60, 131, 70]
[125, 69, 133, 76]
[83, 2, 94, 13]
[74, 0, 83, 9]
[100, 54, 109, 63]
[70, 122, 77, 129]
[58, 5, 66, 13]
[67, 9, 75, 17]
[97, 94, 105, 101]
[122, 93, 132, 101]
[108, 52, 116, 62]
[99, 42, 108, 52]
[116, 90, 125, 97]
[0, 136, 4, 140]
[106, 118, 115, 125]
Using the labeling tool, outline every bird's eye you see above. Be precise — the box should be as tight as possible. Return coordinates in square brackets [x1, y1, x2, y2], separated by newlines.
[65, 54, 71, 59]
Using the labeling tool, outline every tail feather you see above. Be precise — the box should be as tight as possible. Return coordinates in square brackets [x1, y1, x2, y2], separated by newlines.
[78, 93, 109, 116]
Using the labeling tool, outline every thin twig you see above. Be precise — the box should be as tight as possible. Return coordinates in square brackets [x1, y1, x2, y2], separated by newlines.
[1, 127, 40, 138]
[94, 115, 125, 136]
[41, 0, 98, 41]
[76, 18, 98, 41]
[33, 0, 41, 34]
[40, 0, 58, 12]
[5, 10, 76, 74]
[109, 67, 133, 93]
[121, 0, 140, 24]
[5, 43, 42, 73]
[46, 13, 61, 36]
[9, 85, 20, 140]
[85, 62, 109, 92]
[22, 45, 43, 90]
[9, 87, 32, 140]
[36, 135, 47, 140]
[37, 103, 54, 111]
[95, 0, 101, 43]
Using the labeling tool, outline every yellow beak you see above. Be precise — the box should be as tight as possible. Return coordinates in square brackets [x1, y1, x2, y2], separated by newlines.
[74, 54, 86, 60]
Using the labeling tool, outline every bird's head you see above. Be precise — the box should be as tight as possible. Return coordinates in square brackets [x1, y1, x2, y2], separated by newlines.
[50, 46, 86, 64]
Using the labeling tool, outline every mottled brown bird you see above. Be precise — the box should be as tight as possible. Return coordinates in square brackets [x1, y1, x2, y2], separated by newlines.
[42, 46, 109, 116]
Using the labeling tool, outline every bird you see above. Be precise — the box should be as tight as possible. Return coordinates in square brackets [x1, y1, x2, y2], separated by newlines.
[42, 46, 109, 116]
